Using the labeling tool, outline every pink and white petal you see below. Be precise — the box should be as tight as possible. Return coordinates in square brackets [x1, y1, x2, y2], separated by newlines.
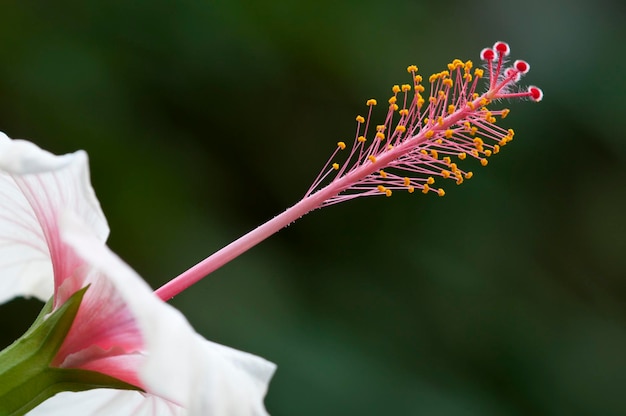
[55, 263, 144, 377]
[58, 347, 144, 388]
[59, 213, 276, 415]
[0, 169, 52, 303]
[28, 389, 184, 416]
[0, 132, 109, 304]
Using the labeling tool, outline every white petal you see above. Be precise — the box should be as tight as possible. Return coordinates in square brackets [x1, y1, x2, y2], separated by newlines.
[55, 213, 275, 415]
[28, 389, 184, 416]
[0, 132, 74, 174]
[0, 132, 109, 303]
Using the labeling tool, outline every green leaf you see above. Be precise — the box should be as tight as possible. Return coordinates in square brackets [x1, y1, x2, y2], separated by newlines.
[0, 287, 140, 415]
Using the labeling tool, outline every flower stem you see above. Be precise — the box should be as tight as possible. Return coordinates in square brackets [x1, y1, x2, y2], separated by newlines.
[154, 185, 331, 301]
[156, 143, 399, 301]
[156, 42, 543, 301]
[155, 97, 480, 301]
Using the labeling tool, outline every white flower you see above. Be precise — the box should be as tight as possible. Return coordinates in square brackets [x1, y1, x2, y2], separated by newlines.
[0, 132, 275, 415]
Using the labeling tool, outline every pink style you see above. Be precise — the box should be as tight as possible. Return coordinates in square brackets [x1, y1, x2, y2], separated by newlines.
[156, 41, 543, 301]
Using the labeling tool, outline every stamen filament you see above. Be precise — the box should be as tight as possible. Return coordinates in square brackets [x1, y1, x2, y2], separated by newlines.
[155, 41, 542, 300]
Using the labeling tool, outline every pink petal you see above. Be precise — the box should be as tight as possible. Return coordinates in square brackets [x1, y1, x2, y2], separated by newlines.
[0, 132, 109, 304]
[57, 213, 275, 414]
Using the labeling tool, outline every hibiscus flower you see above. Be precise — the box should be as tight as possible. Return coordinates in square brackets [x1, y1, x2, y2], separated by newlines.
[0, 132, 275, 415]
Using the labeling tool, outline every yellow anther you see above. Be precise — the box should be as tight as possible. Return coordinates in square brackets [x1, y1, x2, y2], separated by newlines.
[392, 85, 401, 94]
[399, 109, 409, 117]
[478, 99, 488, 107]
[430, 149, 438, 159]
[437, 116, 444, 126]
[385, 189, 392, 197]
[435, 139, 443, 144]
[408, 186, 415, 193]
[484, 149, 492, 157]
[356, 115, 365, 123]
[467, 102, 475, 110]
[332, 163, 339, 170]
[443, 79, 453, 88]
[493, 144, 500, 154]
[387, 144, 393, 150]
[447, 63, 454, 71]
[417, 97, 425, 108]
[458, 152, 466, 160]
[395, 125, 406, 133]
[474, 68, 484, 78]
[448, 105, 456, 115]
[465, 60, 473, 71]
[389, 96, 397, 105]
[443, 156, 451, 165]
[414, 75, 423, 84]
[407, 65, 418, 73]
[456, 177, 463, 185]
[403, 177, 411, 186]
[437, 188, 445, 197]
[392, 104, 399, 111]
[470, 127, 478, 136]
[358, 136, 367, 143]
[488, 116, 496, 123]
[379, 169, 387, 178]
[480, 158, 488, 166]
[376, 124, 386, 132]
[465, 171, 473, 179]
[501, 109, 510, 118]
[473, 137, 484, 147]
[463, 121, 471, 130]
[464, 73, 473, 82]
[424, 118, 430, 126]
[420, 149, 428, 155]
[337, 141, 346, 150]
[377, 185, 386, 193]
[401, 84, 411, 92]
[471, 149, 479, 157]
[508, 128, 515, 137]
[442, 70, 450, 77]
[366, 99, 377, 106]
[425, 130, 434, 139]
[429, 73, 438, 83]
[415, 84, 425, 93]
[450, 163, 458, 172]
[426, 177, 435, 185]
[472, 93, 479, 99]
[499, 139, 507, 147]
[375, 132, 385, 140]
[368, 155, 377, 163]
[438, 90, 446, 99]
[441, 170, 450, 178]
[445, 129, 454, 138]
[429, 96, 437, 104]
[422, 184, 430, 194]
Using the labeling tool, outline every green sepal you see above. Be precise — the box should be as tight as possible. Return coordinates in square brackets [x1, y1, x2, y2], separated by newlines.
[0, 288, 141, 415]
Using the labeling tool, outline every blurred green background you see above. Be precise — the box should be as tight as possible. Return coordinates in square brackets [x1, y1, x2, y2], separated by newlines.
[1, 0, 626, 415]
